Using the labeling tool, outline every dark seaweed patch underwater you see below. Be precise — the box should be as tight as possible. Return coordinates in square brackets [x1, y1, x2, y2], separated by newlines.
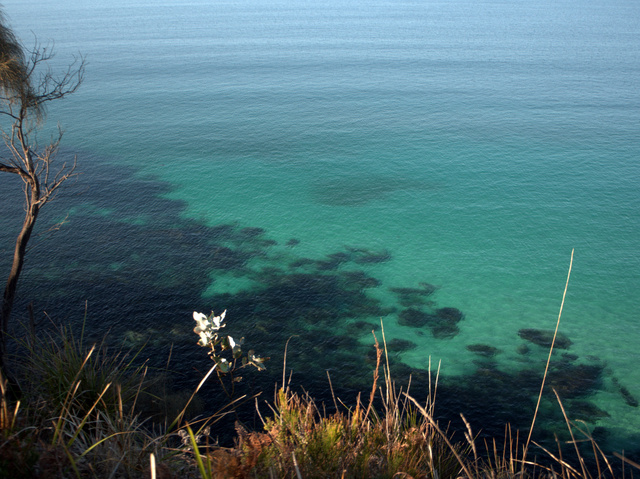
[1, 153, 638, 460]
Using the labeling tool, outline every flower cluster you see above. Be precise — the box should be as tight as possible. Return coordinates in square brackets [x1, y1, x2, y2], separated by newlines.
[193, 310, 226, 347]
[192, 310, 267, 375]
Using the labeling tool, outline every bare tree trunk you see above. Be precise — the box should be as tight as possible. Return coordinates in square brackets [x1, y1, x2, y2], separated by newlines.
[0, 185, 39, 369]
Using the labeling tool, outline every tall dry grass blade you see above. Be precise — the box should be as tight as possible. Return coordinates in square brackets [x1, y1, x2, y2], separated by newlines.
[588, 433, 615, 477]
[67, 381, 113, 447]
[365, 331, 382, 423]
[170, 363, 216, 430]
[590, 435, 603, 479]
[52, 343, 96, 444]
[524, 248, 574, 463]
[165, 343, 174, 371]
[255, 396, 267, 427]
[553, 389, 589, 479]
[379, 319, 400, 448]
[531, 440, 580, 476]
[427, 357, 441, 417]
[116, 383, 123, 422]
[10, 400, 19, 431]
[80, 300, 88, 347]
[405, 393, 473, 479]
[292, 451, 303, 479]
[326, 371, 339, 412]
[568, 418, 608, 479]
[613, 452, 640, 471]
[461, 413, 478, 468]
[556, 434, 568, 479]
[282, 335, 297, 391]
[0, 371, 19, 432]
[129, 364, 148, 415]
[380, 320, 391, 395]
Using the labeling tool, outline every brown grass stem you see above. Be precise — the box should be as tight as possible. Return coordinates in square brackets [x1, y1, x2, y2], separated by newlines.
[524, 248, 574, 464]
[553, 388, 589, 478]
[405, 392, 474, 478]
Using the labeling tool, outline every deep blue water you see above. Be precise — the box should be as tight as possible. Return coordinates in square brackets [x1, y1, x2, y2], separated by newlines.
[1, 0, 640, 455]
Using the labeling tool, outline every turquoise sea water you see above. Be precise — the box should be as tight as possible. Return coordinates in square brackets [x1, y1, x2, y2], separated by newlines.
[2, 0, 640, 453]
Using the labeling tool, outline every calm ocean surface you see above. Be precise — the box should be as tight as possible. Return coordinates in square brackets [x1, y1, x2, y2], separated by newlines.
[2, 0, 640, 452]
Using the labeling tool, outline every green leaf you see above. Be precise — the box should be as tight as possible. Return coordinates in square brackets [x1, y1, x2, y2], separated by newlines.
[232, 344, 242, 359]
[216, 358, 230, 373]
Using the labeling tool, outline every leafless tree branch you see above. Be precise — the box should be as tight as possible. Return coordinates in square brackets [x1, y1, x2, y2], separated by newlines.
[0, 27, 84, 371]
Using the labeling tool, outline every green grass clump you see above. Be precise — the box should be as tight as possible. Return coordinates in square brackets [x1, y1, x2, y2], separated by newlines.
[244, 335, 463, 479]
[0, 319, 159, 478]
[24, 321, 147, 419]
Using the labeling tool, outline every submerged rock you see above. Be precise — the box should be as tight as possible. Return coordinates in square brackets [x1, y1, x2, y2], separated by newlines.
[210, 246, 251, 270]
[613, 377, 639, 408]
[347, 246, 392, 264]
[390, 286, 435, 307]
[345, 320, 378, 336]
[570, 400, 610, 421]
[341, 270, 381, 289]
[386, 338, 417, 352]
[398, 308, 432, 328]
[429, 307, 464, 339]
[289, 257, 316, 269]
[390, 286, 430, 296]
[548, 364, 603, 399]
[238, 226, 266, 239]
[397, 307, 462, 339]
[418, 282, 438, 295]
[436, 307, 464, 322]
[518, 328, 572, 349]
[316, 252, 351, 270]
[430, 322, 460, 339]
[467, 344, 500, 357]
[561, 353, 579, 362]
[208, 223, 237, 241]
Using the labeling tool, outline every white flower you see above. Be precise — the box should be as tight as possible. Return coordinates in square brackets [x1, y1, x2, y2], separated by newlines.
[193, 312, 209, 334]
[211, 309, 227, 330]
[196, 330, 211, 347]
[193, 311, 214, 347]
[193, 310, 227, 347]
